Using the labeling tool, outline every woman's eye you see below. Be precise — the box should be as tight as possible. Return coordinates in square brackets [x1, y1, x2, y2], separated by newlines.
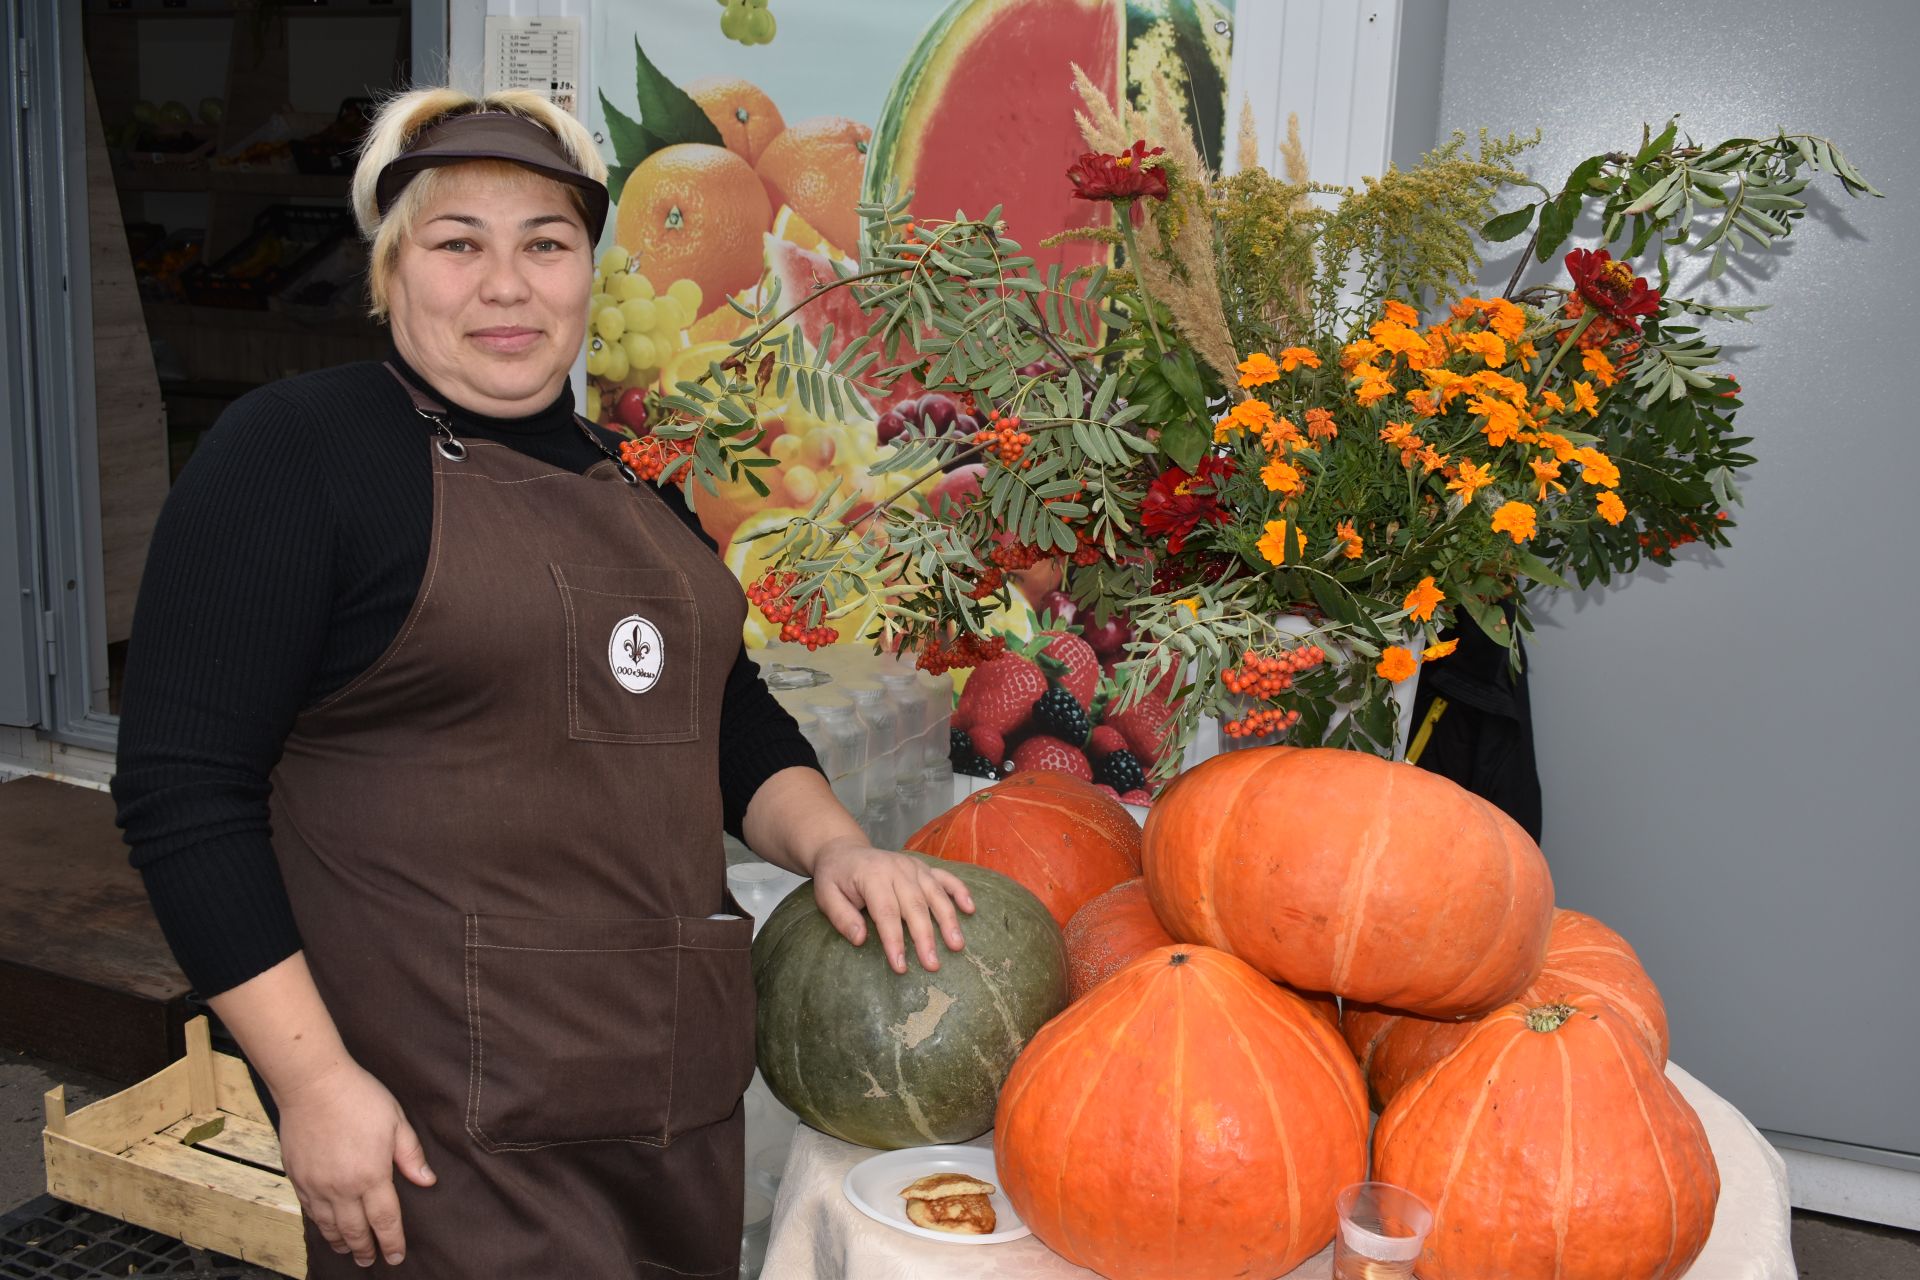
[439, 239, 474, 253]
[531, 239, 569, 252]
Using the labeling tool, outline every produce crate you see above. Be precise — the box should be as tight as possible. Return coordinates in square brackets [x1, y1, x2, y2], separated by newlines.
[41, 1018, 305, 1278]
[184, 206, 351, 311]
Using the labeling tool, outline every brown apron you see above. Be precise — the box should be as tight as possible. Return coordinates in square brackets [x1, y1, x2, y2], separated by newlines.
[266, 371, 754, 1278]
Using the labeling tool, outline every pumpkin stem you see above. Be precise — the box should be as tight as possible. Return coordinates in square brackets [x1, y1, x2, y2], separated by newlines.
[1168, 952, 1189, 966]
[1526, 1003, 1577, 1033]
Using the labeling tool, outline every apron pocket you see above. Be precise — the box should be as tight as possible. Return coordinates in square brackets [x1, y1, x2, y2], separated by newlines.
[551, 563, 699, 744]
[464, 912, 754, 1151]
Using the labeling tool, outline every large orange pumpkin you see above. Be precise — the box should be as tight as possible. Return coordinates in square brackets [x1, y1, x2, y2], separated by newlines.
[995, 945, 1368, 1280]
[1345, 907, 1670, 1106]
[1373, 995, 1719, 1280]
[908, 771, 1140, 926]
[1062, 878, 1172, 1001]
[1144, 747, 1554, 1017]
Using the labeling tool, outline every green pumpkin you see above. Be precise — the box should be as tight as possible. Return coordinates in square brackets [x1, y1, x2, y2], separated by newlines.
[751, 852, 1068, 1150]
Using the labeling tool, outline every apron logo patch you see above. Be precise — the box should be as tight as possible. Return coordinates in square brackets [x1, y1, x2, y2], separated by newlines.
[607, 615, 664, 694]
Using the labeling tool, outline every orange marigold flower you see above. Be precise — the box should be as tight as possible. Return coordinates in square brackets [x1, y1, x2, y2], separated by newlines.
[1237, 352, 1281, 388]
[1262, 416, 1305, 450]
[1535, 431, 1576, 461]
[1383, 299, 1420, 327]
[1491, 500, 1537, 543]
[1530, 456, 1566, 500]
[1304, 407, 1338, 441]
[1517, 340, 1540, 372]
[1279, 346, 1322, 372]
[1455, 330, 1507, 367]
[1573, 446, 1621, 488]
[1572, 380, 1601, 417]
[1341, 338, 1383, 370]
[1469, 370, 1530, 405]
[1257, 518, 1292, 566]
[1335, 518, 1364, 560]
[1261, 455, 1305, 496]
[1379, 420, 1419, 450]
[1375, 645, 1419, 683]
[1596, 491, 1627, 525]
[1471, 395, 1522, 447]
[1582, 348, 1620, 387]
[1537, 388, 1567, 413]
[1174, 597, 1202, 617]
[1423, 637, 1460, 661]
[1422, 368, 1469, 407]
[1447, 460, 1495, 502]
[1353, 370, 1396, 407]
[1403, 576, 1445, 623]
[1407, 388, 1441, 418]
[1482, 297, 1527, 342]
[1417, 445, 1449, 474]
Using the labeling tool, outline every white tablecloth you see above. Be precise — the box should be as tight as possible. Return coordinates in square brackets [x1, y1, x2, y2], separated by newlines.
[763, 1061, 1793, 1280]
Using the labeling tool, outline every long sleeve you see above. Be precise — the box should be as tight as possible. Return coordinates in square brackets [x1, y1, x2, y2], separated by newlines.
[112, 387, 335, 996]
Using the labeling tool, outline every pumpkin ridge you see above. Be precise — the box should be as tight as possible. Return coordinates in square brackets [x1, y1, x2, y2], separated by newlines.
[1169, 953, 1188, 1263]
[1211, 760, 1266, 951]
[1428, 1012, 1530, 1232]
[1254, 983, 1369, 1140]
[1553, 1034, 1575, 1271]
[1053, 960, 1164, 1268]
[1421, 797, 1524, 1012]
[1192, 959, 1304, 1259]
[1594, 1010, 1685, 1273]
[963, 948, 1029, 1056]
[1331, 763, 1397, 993]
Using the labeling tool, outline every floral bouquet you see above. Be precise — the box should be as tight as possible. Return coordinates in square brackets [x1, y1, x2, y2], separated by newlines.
[637, 75, 1876, 787]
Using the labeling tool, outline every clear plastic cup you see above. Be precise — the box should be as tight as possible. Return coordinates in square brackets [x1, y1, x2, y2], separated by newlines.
[1333, 1182, 1432, 1280]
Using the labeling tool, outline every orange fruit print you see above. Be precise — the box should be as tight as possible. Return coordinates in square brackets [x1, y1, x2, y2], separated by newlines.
[684, 75, 787, 166]
[614, 142, 772, 311]
[755, 116, 871, 259]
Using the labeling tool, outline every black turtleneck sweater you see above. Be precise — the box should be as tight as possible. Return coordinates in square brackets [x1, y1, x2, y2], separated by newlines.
[112, 352, 820, 998]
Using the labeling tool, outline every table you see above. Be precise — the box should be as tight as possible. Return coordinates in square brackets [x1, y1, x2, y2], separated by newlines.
[763, 1061, 1794, 1279]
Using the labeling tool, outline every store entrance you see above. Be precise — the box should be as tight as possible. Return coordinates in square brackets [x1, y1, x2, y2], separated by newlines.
[78, 0, 413, 715]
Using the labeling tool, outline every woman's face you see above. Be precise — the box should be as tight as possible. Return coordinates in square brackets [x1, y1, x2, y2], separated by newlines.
[386, 165, 592, 417]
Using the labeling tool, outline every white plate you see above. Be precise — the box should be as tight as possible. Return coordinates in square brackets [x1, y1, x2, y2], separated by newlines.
[841, 1143, 1031, 1245]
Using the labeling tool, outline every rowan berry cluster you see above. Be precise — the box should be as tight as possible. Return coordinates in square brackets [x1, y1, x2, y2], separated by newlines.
[618, 435, 694, 483]
[988, 540, 1045, 571]
[1221, 645, 1325, 699]
[964, 567, 1006, 600]
[746, 572, 837, 649]
[1222, 707, 1303, 739]
[915, 632, 1009, 674]
[974, 411, 1031, 464]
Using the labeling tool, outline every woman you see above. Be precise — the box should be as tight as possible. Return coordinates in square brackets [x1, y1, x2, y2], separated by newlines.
[113, 88, 972, 1278]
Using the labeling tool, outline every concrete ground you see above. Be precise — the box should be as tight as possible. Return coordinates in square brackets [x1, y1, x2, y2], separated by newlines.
[1, 1050, 1915, 1277]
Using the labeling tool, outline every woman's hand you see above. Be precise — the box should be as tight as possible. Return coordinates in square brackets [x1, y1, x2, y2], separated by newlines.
[275, 1059, 437, 1268]
[810, 837, 975, 974]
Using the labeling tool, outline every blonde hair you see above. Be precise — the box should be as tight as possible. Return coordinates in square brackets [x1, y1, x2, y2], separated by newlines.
[353, 88, 607, 319]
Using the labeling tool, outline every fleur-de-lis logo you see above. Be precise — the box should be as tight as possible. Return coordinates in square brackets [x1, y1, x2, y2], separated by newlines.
[607, 614, 664, 694]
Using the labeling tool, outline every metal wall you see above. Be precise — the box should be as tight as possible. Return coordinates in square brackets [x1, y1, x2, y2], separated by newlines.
[1435, 0, 1920, 1167]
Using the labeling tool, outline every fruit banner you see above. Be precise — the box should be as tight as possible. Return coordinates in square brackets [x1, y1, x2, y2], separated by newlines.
[586, 0, 1234, 650]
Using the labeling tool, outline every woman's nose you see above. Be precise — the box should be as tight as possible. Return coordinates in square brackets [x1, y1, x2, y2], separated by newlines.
[477, 250, 533, 305]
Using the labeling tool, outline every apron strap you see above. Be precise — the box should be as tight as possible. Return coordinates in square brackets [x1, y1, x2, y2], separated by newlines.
[381, 361, 640, 484]
[383, 361, 468, 461]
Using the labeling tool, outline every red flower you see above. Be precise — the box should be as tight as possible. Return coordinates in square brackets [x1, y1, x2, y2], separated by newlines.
[1564, 248, 1662, 333]
[1067, 139, 1170, 202]
[1141, 456, 1234, 553]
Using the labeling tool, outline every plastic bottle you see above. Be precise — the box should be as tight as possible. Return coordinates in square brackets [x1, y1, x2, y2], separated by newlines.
[921, 760, 956, 827]
[918, 670, 955, 768]
[879, 670, 927, 773]
[810, 695, 867, 816]
[846, 685, 899, 795]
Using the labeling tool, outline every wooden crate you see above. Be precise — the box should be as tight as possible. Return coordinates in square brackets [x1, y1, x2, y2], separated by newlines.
[42, 1016, 306, 1277]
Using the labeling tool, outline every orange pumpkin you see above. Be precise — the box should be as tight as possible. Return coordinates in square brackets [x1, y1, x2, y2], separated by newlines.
[1144, 747, 1553, 1017]
[995, 945, 1368, 1280]
[1345, 907, 1669, 1106]
[1062, 878, 1172, 1001]
[1373, 995, 1719, 1280]
[908, 771, 1140, 926]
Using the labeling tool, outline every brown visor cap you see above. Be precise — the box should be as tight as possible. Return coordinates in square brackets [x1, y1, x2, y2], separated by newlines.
[375, 111, 610, 242]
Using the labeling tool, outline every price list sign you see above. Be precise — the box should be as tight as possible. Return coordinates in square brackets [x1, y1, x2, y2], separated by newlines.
[483, 16, 583, 117]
